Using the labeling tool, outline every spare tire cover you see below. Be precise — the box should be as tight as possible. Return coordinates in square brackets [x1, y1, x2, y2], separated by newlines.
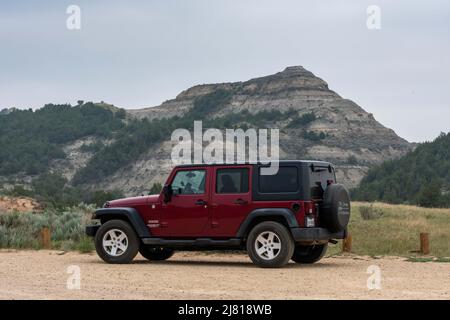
[320, 184, 351, 232]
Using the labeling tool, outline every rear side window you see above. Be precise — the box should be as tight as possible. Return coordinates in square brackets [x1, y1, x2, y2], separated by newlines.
[216, 168, 249, 194]
[258, 166, 298, 193]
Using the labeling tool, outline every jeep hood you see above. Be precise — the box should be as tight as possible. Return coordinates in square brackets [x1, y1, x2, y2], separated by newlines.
[107, 194, 159, 207]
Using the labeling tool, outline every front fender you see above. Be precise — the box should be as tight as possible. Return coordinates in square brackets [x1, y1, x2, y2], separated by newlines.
[93, 207, 151, 238]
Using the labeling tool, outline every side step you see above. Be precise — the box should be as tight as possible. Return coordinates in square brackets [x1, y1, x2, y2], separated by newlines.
[141, 237, 242, 248]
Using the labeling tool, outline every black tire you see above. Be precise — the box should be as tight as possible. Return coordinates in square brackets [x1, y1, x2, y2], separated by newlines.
[139, 246, 174, 261]
[291, 244, 328, 264]
[321, 184, 351, 232]
[246, 221, 294, 268]
[94, 219, 139, 264]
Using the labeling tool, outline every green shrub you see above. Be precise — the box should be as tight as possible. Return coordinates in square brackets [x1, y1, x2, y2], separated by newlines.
[0, 205, 95, 251]
[359, 204, 384, 220]
[303, 130, 327, 141]
[149, 182, 163, 195]
[347, 155, 359, 165]
[5, 185, 33, 197]
[8, 170, 124, 209]
[87, 190, 124, 207]
[74, 235, 95, 253]
[287, 112, 317, 128]
[79, 141, 105, 153]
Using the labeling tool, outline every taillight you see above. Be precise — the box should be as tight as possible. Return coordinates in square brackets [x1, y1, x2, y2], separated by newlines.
[304, 201, 315, 215]
[305, 215, 315, 227]
[304, 201, 316, 227]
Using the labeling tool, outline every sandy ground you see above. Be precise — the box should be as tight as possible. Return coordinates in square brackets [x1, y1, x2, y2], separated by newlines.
[0, 250, 449, 300]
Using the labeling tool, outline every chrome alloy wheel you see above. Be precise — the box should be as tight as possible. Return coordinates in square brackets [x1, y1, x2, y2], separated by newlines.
[102, 229, 128, 257]
[254, 231, 282, 260]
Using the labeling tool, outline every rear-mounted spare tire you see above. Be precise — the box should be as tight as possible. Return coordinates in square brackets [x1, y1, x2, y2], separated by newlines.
[320, 184, 351, 232]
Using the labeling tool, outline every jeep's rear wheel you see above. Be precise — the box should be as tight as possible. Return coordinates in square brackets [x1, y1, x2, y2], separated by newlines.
[139, 246, 174, 261]
[291, 244, 328, 264]
[95, 219, 139, 264]
[246, 221, 294, 268]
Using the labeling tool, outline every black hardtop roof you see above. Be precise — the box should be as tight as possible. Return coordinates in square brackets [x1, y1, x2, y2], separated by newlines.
[175, 160, 334, 169]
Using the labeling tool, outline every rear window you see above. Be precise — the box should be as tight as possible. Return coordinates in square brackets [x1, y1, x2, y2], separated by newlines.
[310, 166, 335, 199]
[258, 166, 299, 193]
[216, 168, 249, 194]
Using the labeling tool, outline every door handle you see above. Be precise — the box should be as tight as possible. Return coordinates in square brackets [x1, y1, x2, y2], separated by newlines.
[195, 199, 207, 205]
[234, 198, 248, 205]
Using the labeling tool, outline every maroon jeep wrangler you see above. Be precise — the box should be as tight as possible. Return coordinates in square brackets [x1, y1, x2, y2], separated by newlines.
[86, 161, 350, 268]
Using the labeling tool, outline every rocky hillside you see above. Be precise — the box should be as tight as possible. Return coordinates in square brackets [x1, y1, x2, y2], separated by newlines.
[0, 66, 412, 197]
[103, 66, 410, 194]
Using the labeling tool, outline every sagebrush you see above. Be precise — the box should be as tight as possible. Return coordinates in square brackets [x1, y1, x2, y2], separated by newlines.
[0, 204, 95, 251]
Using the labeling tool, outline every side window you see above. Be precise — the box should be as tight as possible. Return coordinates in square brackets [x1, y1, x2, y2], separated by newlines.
[171, 170, 206, 195]
[216, 168, 249, 194]
[259, 166, 298, 193]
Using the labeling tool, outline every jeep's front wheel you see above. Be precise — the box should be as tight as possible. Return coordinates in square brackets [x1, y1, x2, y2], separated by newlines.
[94, 219, 139, 264]
[139, 246, 174, 261]
[246, 221, 294, 268]
[291, 244, 328, 264]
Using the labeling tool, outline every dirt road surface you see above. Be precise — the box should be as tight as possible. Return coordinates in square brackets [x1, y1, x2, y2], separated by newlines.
[0, 250, 449, 299]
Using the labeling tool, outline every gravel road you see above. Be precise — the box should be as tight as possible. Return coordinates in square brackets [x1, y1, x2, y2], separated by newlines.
[0, 250, 449, 300]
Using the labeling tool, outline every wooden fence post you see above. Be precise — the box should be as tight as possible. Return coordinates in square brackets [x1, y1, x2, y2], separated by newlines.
[420, 232, 430, 255]
[40, 227, 51, 249]
[342, 233, 352, 253]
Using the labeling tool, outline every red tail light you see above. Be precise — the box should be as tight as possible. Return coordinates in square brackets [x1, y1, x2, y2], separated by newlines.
[304, 201, 315, 215]
[303, 201, 317, 227]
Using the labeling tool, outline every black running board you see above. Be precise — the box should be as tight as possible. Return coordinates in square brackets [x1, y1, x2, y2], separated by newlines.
[141, 237, 242, 248]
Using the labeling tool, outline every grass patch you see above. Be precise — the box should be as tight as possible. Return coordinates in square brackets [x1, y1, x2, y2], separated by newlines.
[406, 257, 450, 263]
[73, 235, 95, 253]
[406, 257, 434, 263]
[327, 202, 450, 257]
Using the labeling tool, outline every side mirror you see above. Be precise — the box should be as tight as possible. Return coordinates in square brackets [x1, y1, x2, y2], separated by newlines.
[162, 185, 173, 203]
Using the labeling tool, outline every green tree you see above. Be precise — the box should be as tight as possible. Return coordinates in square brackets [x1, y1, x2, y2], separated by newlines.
[353, 132, 450, 208]
[417, 181, 442, 208]
[88, 190, 124, 207]
[0, 102, 125, 176]
[149, 182, 163, 195]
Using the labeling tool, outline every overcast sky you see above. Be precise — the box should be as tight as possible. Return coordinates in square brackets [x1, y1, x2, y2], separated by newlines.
[1, 0, 449, 142]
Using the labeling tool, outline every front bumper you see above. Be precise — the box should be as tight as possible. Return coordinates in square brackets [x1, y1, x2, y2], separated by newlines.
[291, 227, 346, 242]
[85, 225, 100, 237]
